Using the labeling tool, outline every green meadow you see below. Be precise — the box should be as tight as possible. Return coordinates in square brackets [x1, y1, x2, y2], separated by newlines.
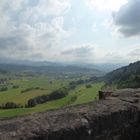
[0, 75, 104, 118]
[0, 76, 69, 105]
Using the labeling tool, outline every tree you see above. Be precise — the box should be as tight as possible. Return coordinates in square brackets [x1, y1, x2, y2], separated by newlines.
[27, 99, 37, 107]
[85, 84, 92, 88]
[0, 102, 21, 109]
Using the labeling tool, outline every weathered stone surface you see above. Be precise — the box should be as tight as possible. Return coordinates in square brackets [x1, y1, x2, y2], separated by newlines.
[0, 88, 140, 140]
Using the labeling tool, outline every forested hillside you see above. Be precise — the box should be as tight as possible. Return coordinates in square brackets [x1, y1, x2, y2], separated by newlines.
[105, 61, 140, 88]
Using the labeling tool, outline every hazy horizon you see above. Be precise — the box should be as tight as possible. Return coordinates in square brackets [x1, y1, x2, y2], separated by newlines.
[0, 0, 140, 64]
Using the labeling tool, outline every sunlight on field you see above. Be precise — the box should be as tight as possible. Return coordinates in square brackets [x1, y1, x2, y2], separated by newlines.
[0, 82, 104, 117]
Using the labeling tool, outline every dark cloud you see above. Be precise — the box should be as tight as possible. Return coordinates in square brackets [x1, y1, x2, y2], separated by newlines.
[61, 45, 94, 57]
[113, 0, 140, 37]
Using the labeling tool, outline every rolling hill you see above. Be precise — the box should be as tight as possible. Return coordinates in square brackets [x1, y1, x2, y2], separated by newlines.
[105, 61, 140, 88]
[0, 63, 103, 77]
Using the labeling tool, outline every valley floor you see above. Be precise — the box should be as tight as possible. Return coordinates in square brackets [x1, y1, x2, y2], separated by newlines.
[0, 75, 104, 117]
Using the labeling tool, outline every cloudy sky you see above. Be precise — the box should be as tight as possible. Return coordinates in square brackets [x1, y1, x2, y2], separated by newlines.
[0, 0, 140, 64]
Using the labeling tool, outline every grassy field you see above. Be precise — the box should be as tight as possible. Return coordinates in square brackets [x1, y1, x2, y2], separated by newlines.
[0, 75, 104, 117]
[72, 83, 103, 105]
[0, 76, 70, 105]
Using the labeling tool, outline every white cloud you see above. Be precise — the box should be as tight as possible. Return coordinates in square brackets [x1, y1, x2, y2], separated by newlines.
[0, 0, 139, 64]
[102, 19, 112, 29]
[36, 0, 71, 16]
[0, 18, 71, 60]
[87, 0, 127, 11]
[127, 45, 140, 61]
[0, 0, 72, 61]
[91, 23, 98, 32]
[8, 0, 28, 11]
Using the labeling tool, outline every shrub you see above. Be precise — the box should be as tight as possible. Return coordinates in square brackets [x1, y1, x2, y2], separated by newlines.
[49, 89, 66, 100]
[27, 99, 37, 107]
[0, 102, 21, 109]
[35, 87, 40, 90]
[21, 87, 34, 93]
[68, 83, 76, 90]
[0, 86, 8, 92]
[36, 95, 48, 104]
[76, 79, 84, 84]
[85, 84, 92, 88]
[12, 85, 19, 89]
[70, 96, 77, 102]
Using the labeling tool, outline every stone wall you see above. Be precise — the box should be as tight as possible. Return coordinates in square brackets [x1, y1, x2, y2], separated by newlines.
[0, 88, 140, 140]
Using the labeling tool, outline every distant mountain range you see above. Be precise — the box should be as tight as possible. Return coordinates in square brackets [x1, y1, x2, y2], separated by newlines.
[105, 61, 140, 88]
[0, 59, 126, 73]
[0, 63, 104, 77]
